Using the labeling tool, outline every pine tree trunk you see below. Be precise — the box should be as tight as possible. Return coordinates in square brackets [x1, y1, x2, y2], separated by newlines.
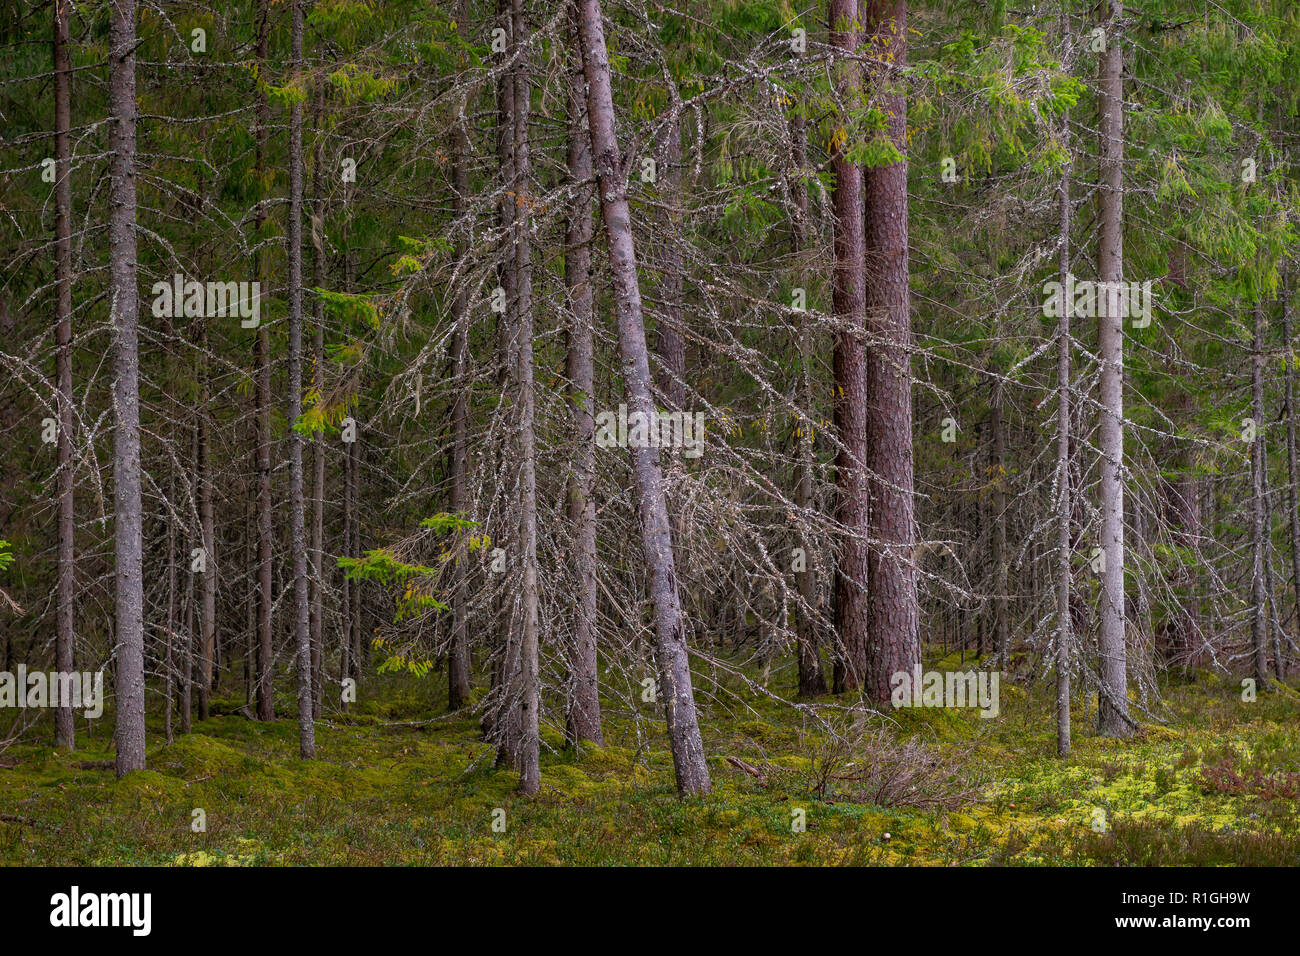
[990, 378, 1010, 671]
[254, 0, 275, 723]
[1096, 0, 1132, 736]
[1054, 88, 1073, 757]
[862, 0, 920, 706]
[53, 0, 76, 751]
[109, 0, 146, 777]
[563, 12, 603, 743]
[828, 0, 869, 694]
[1251, 294, 1271, 684]
[198, 323, 215, 721]
[577, 0, 710, 796]
[447, 0, 474, 712]
[1283, 267, 1300, 673]
[510, 0, 541, 795]
[288, 0, 317, 759]
[310, 81, 326, 721]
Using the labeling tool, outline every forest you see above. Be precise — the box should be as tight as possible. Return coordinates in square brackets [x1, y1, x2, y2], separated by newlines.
[0, 0, 1298, 876]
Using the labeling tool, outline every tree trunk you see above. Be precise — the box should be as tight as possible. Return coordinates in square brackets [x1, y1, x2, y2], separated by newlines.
[1054, 77, 1072, 757]
[1095, 0, 1132, 736]
[1283, 267, 1300, 673]
[509, 0, 541, 795]
[1251, 293, 1271, 685]
[53, 0, 76, 751]
[447, 0, 474, 712]
[310, 80, 326, 721]
[577, 0, 711, 796]
[254, 0, 275, 723]
[198, 321, 215, 721]
[563, 12, 603, 744]
[862, 0, 920, 706]
[288, 0, 317, 759]
[828, 0, 869, 694]
[790, 110, 827, 699]
[990, 377, 1010, 671]
[109, 0, 146, 778]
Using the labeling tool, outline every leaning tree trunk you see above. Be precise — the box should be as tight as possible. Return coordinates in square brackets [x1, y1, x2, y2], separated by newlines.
[109, 0, 146, 778]
[288, 0, 317, 759]
[576, 0, 710, 796]
[863, 0, 921, 707]
[563, 12, 603, 744]
[53, 0, 76, 751]
[828, 0, 869, 694]
[1095, 0, 1132, 736]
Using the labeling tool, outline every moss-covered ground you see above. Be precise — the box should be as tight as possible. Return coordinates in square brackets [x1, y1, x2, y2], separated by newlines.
[2, 652, 1297, 866]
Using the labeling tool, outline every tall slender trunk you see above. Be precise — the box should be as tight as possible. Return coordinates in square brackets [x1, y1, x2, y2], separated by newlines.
[254, 0, 275, 722]
[1282, 267, 1300, 671]
[790, 112, 827, 698]
[563, 12, 603, 743]
[198, 320, 215, 721]
[577, 0, 710, 796]
[486, 0, 520, 756]
[109, 0, 146, 778]
[53, 0, 76, 751]
[828, 0, 869, 694]
[447, 0, 473, 712]
[1054, 72, 1073, 757]
[1095, 0, 1131, 736]
[508, 0, 540, 795]
[990, 378, 1009, 671]
[288, 0, 317, 759]
[862, 0, 920, 706]
[1251, 293, 1271, 684]
[310, 81, 326, 721]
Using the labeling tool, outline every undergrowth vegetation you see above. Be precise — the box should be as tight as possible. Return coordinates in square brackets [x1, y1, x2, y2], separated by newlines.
[2, 655, 1297, 866]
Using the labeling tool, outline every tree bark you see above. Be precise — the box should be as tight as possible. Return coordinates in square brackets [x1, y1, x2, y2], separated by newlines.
[53, 0, 76, 751]
[862, 0, 920, 706]
[509, 0, 541, 795]
[790, 111, 827, 698]
[1054, 74, 1072, 757]
[577, 0, 711, 796]
[828, 0, 870, 694]
[447, 0, 474, 712]
[1095, 0, 1132, 736]
[288, 0, 317, 759]
[563, 11, 603, 744]
[1251, 293, 1271, 684]
[109, 0, 146, 777]
[254, 0, 275, 723]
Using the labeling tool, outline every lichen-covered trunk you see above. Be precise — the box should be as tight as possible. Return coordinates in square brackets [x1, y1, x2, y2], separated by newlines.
[863, 0, 920, 707]
[1251, 295, 1271, 685]
[828, 0, 869, 694]
[1054, 101, 1072, 758]
[288, 0, 317, 759]
[564, 15, 603, 744]
[790, 111, 827, 699]
[109, 0, 146, 778]
[1096, 0, 1131, 736]
[510, 0, 541, 795]
[577, 0, 710, 796]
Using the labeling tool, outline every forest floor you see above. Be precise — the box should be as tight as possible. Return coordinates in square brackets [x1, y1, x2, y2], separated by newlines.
[2, 650, 1298, 865]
